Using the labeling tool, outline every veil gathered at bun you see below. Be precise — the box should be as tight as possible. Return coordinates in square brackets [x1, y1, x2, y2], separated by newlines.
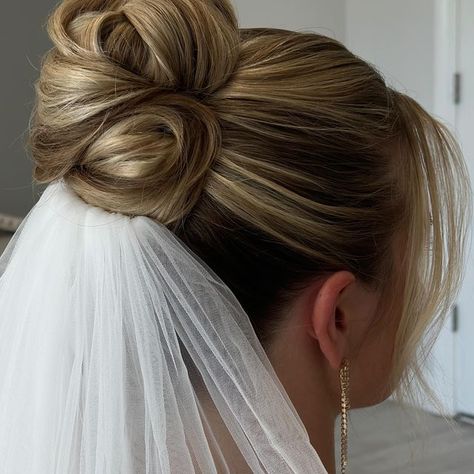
[0, 179, 327, 473]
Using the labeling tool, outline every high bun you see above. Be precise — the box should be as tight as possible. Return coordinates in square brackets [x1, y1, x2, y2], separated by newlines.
[30, 0, 240, 225]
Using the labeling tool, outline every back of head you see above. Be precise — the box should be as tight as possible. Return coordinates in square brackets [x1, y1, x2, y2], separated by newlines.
[29, 0, 470, 400]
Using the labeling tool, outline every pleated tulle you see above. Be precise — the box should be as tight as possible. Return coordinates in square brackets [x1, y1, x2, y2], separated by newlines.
[0, 180, 327, 473]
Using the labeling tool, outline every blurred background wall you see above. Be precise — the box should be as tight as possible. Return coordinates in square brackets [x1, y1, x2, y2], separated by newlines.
[0, 1, 59, 216]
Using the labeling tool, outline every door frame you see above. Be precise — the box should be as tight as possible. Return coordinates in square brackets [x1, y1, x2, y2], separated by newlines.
[419, 0, 458, 417]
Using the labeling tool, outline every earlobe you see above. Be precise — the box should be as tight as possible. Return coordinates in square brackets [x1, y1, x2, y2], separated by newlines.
[309, 271, 355, 370]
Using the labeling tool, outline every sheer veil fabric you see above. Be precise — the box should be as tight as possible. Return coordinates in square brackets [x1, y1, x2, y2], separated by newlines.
[0, 180, 327, 473]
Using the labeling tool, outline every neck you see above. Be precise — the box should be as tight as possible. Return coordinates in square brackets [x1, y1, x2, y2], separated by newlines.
[275, 366, 338, 473]
[266, 329, 339, 474]
[305, 405, 337, 474]
[200, 384, 338, 474]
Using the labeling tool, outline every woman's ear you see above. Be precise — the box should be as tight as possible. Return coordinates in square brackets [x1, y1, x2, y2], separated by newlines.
[308, 271, 355, 370]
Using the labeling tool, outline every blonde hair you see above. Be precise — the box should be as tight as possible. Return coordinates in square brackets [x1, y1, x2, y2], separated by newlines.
[29, 0, 471, 399]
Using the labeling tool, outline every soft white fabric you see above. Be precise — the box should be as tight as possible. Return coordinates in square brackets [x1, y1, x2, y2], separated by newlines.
[0, 180, 327, 473]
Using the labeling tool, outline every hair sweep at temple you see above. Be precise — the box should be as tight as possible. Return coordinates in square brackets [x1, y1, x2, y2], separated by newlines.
[29, 0, 471, 403]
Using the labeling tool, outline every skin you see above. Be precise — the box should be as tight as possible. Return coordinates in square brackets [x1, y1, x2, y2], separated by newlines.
[266, 271, 401, 474]
[265, 230, 407, 473]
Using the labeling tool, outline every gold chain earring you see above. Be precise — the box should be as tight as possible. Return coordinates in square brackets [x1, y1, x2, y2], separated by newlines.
[340, 358, 350, 474]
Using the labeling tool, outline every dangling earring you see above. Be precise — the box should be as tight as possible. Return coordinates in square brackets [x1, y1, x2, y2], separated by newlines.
[340, 358, 350, 474]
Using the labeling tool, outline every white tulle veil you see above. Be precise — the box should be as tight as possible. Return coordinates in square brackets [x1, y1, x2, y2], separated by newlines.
[0, 179, 327, 473]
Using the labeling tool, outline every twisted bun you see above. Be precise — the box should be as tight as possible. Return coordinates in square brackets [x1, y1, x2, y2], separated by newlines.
[30, 0, 240, 225]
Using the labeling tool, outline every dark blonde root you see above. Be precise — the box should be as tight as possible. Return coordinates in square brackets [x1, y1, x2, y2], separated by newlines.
[29, 0, 471, 399]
